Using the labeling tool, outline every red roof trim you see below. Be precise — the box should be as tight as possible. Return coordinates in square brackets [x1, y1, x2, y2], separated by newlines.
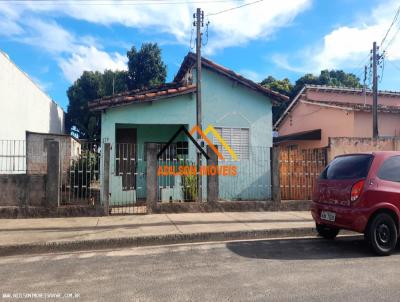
[89, 84, 196, 111]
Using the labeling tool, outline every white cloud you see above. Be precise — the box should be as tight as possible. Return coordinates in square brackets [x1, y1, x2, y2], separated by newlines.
[0, 6, 128, 82]
[0, 0, 311, 52]
[59, 46, 127, 82]
[204, 0, 311, 54]
[0, 0, 312, 81]
[273, 0, 400, 73]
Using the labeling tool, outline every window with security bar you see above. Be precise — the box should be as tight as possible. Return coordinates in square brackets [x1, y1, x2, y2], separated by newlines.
[213, 127, 249, 160]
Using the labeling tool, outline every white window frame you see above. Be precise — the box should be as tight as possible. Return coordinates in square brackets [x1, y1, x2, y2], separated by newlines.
[213, 127, 250, 160]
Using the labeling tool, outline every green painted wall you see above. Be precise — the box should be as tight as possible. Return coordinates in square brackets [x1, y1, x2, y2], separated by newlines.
[101, 67, 273, 203]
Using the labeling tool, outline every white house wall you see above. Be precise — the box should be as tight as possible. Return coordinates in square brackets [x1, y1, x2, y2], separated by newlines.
[0, 51, 64, 140]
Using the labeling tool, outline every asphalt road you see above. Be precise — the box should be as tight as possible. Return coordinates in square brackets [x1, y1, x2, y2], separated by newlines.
[0, 236, 400, 302]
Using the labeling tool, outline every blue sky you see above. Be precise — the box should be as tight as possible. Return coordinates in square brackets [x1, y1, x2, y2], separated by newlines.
[0, 0, 399, 110]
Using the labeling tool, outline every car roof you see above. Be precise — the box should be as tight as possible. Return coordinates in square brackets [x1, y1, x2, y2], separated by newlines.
[335, 151, 400, 158]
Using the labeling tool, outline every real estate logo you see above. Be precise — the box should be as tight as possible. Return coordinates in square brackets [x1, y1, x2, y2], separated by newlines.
[157, 124, 238, 177]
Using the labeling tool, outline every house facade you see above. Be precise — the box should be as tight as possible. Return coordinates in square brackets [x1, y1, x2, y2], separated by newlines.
[274, 85, 400, 149]
[89, 53, 287, 203]
[0, 50, 65, 140]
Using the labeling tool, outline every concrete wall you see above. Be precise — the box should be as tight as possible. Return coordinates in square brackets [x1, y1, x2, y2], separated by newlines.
[278, 101, 355, 149]
[0, 51, 64, 140]
[353, 111, 400, 137]
[0, 174, 46, 206]
[328, 137, 400, 161]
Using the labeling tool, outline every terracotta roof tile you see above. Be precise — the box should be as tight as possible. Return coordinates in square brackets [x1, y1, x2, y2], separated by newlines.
[89, 83, 196, 111]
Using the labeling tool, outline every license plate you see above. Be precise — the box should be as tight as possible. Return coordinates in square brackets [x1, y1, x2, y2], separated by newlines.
[320, 211, 336, 222]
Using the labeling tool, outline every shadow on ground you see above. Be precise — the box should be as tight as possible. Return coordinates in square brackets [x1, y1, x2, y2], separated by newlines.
[226, 236, 400, 260]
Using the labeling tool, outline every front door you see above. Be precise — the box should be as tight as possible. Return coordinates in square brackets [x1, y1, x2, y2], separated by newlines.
[115, 128, 137, 191]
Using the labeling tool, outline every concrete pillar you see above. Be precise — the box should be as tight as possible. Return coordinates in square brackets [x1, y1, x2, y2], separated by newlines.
[271, 146, 281, 203]
[46, 141, 60, 208]
[146, 143, 158, 213]
[207, 145, 219, 204]
[103, 143, 111, 216]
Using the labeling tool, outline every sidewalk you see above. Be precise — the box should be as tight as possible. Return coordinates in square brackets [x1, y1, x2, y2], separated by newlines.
[0, 211, 315, 256]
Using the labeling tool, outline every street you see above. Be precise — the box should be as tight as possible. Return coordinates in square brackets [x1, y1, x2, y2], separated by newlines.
[1, 236, 400, 302]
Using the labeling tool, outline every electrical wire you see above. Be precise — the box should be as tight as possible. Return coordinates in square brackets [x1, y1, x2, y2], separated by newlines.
[0, 0, 246, 5]
[202, 21, 210, 46]
[189, 27, 194, 50]
[380, 5, 400, 48]
[207, 0, 264, 16]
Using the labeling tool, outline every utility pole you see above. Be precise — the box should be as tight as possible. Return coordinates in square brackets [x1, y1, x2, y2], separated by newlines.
[363, 65, 367, 105]
[194, 8, 204, 202]
[372, 41, 379, 139]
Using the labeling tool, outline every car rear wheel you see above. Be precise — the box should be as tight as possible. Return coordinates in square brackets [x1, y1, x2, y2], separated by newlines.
[316, 223, 339, 239]
[366, 213, 398, 256]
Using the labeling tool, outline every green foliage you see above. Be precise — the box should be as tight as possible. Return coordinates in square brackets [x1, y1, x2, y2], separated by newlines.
[260, 76, 293, 96]
[292, 70, 361, 97]
[66, 43, 166, 140]
[261, 70, 362, 123]
[181, 172, 198, 202]
[127, 43, 167, 90]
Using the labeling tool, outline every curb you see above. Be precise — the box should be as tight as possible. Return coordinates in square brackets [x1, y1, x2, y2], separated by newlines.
[0, 227, 316, 257]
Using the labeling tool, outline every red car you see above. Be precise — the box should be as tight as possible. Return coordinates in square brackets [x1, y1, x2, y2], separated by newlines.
[311, 151, 400, 256]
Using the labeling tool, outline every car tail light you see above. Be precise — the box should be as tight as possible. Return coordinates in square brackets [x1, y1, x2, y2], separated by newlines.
[350, 180, 365, 202]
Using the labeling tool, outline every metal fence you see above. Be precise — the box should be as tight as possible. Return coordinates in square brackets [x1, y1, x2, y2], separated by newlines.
[0, 138, 275, 212]
[157, 144, 207, 203]
[218, 146, 272, 200]
[59, 141, 101, 206]
[0, 140, 26, 173]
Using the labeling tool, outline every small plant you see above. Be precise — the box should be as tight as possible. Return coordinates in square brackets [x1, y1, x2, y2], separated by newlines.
[181, 172, 198, 202]
[178, 158, 197, 202]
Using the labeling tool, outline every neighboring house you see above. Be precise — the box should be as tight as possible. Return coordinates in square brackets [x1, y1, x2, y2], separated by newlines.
[274, 85, 400, 149]
[89, 52, 288, 202]
[0, 50, 64, 140]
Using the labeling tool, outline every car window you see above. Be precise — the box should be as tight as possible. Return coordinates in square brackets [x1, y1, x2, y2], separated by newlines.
[320, 154, 373, 180]
[377, 156, 400, 182]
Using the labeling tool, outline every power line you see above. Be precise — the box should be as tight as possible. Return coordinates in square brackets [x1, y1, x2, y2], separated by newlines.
[382, 24, 400, 54]
[380, 4, 400, 47]
[0, 0, 245, 5]
[207, 0, 264, 16]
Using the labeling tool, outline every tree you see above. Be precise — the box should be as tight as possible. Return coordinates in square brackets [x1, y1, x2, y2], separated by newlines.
[261, 76, 293, 124]
[127, 43, 167, 90]
[260, 76, 293, 96]
[292, 70, 361, 97]
[66, 43, 167, 140]
[66, 70, 128, 140]
[261, 70, 362, 123]
[66, 71, 103, 140]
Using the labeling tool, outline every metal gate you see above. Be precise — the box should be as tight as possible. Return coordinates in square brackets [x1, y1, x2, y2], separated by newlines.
[279, 146, 327, 200]
[59, 141, 101, 206]
[109, 143, 147, 215]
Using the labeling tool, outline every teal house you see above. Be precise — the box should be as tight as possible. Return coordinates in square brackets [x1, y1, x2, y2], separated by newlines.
[89, 53, 287, 204]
